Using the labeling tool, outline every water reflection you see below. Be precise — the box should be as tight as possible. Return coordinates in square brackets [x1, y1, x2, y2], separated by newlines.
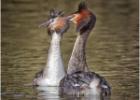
[36, 86, 60, 100]
[36, 86, 110, 100]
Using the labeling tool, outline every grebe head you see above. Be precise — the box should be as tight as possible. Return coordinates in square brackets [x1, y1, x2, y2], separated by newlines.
[40, 9, 70, 36]
[68, 2, 96, 34]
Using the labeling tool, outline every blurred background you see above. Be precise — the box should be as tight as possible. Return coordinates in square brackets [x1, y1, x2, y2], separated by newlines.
[1, 0, 139, 100]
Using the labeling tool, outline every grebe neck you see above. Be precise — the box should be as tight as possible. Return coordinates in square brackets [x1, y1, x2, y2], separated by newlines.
[43, 32, 65, 86]
[67, 31, 90, 74]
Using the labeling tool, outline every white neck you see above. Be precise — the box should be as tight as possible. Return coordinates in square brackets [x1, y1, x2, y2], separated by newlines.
[41, 32, 65, 86]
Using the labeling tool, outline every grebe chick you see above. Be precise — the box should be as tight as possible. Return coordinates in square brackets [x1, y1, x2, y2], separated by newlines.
[59, 2, 111, 96]
[33, 9, 70, 86]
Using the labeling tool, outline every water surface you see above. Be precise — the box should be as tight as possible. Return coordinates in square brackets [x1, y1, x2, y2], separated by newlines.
[1, 0, 139, 100]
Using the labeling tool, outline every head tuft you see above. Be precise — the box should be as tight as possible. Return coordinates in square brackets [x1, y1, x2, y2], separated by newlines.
[49, 9, 64, 18]
[39, 9, 64, 28]
[78, 1, 87, 11]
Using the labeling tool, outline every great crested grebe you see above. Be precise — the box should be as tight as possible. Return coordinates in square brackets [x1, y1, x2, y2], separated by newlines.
[33, 9, 70, 86]
[59, 2, 111, 96]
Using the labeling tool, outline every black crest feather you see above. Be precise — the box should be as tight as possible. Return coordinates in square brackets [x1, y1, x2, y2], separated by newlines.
[78, 1, 87, 11]
[49, 9, 64, 18]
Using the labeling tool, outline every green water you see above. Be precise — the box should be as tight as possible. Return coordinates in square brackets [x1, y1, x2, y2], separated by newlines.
[1, 0, 139, 100]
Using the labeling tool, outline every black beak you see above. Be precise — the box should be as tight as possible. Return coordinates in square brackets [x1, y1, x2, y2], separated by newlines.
[39, 20, 52, 28]
[66, 15, 73, 20]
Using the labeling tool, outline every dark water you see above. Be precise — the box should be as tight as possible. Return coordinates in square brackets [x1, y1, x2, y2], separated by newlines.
[1, 0, 139, 100]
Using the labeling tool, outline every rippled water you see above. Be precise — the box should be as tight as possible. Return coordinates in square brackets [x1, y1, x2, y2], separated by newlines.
[1, 0, 139, 100]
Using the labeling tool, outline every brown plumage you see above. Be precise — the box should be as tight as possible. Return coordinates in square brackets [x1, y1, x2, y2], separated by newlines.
[70, 2, 96, 33]
[39, 9, 70, 36]
[47, 17, 70, 35]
